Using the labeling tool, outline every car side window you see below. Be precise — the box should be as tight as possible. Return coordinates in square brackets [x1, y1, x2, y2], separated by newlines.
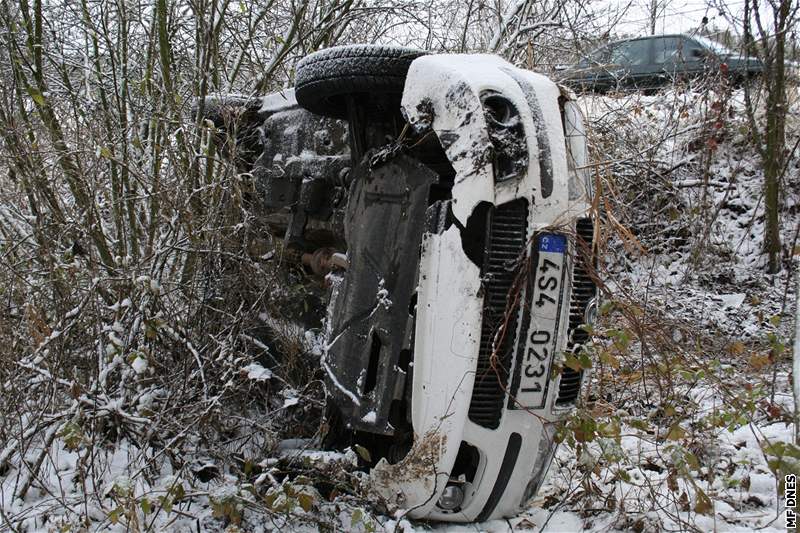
[609, 40, 651, 66]
[654, 37, 682, 63]
[587, 45, 611, 65]
[682, 39, 706, 61]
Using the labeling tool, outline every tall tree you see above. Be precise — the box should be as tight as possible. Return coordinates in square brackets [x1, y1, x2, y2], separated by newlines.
[739, 0, 798, 273]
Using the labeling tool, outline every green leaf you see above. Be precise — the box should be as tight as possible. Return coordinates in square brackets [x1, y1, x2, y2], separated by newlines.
[554, 422, 570, 444]
[140, 497, 152, 515]
[297, 492, 315, 512]
[764, 441, 800, 461]
[610, 328, 630, 350]
[354, 444, 372, 463]
[564, 353, 582, 372]
[264, 490, 279, 509]
[615, 468, 631, 482]
[99, 146, 113, 159]
[684, 451, 700, 471]
[351, 509, 363, 525]
[158, 495, 173, 514]
[599, 349, 620, 368]
[172, 483, 185, 499]
[26, 87, 45, 106]
[599, 418, 621, 441]
[666, 423, 686, 441]
[573, 416, 597, 443]
[57, 421, 85, 451]
[764, 441, 800, 488]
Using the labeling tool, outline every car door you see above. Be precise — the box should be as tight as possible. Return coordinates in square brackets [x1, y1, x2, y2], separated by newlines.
[607, 39, 654, 90]
[681, 37, 712, 78]
[653, 36, 683, 85]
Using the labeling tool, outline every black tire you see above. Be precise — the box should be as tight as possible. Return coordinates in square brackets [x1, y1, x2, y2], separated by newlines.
[295, 45, 426, 119]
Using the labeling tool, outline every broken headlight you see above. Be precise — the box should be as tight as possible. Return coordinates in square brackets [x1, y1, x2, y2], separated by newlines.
[480, 90, 528, 183]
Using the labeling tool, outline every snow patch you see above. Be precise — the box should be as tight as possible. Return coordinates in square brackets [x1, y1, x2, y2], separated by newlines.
[242, 362, 272, 381]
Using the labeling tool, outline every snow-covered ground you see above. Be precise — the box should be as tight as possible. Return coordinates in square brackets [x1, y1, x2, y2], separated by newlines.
[2, 85, 799, 532]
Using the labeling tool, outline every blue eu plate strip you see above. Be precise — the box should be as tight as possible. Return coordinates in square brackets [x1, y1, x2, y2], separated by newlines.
[538, 234, 566, 253]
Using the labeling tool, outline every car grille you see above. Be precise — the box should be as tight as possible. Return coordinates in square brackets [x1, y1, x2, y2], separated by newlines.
[468, 199, 529, 429]
[556, 217, 595, 406]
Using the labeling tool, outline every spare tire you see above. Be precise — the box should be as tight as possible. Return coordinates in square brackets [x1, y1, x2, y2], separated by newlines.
[295, 45, 426, 119]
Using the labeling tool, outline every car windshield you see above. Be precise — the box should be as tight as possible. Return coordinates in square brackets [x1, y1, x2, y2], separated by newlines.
[609, 39, 650, 65]
[693, 36, 734, 55]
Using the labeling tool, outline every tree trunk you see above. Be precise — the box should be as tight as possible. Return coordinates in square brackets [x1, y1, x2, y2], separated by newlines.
[764, 0, 790, 274]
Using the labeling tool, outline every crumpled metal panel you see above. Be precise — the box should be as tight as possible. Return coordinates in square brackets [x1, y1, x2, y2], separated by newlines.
[323, 155, 436, 434]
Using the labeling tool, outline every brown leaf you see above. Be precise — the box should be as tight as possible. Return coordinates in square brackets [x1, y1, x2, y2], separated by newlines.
[694, 487, 713, 515]
[727, 341, 745, 355]
[748, 353, 771, 370]
[69, 382, 82, 400]
[679, 491, 690, 511]
[667, 470, 679, 492]
[762, 401, 783, 420]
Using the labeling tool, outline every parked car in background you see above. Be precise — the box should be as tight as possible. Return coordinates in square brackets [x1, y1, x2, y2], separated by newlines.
[205, 45, 598, 522]
[559, 34, 764, 93]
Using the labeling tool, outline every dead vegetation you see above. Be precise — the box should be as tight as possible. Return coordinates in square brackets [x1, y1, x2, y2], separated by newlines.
[530, 75, 800, 531]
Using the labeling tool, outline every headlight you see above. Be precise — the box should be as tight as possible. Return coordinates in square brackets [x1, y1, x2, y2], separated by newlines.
[480, 90, 528, 183]
[437, 483, 465, 511]
[584, 297, 598, 326]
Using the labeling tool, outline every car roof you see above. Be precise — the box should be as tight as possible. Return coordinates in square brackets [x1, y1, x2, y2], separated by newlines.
[610, 34, 696, 44]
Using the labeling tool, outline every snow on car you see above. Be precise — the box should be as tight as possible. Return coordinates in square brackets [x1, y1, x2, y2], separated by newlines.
[204, 45, 598, 523]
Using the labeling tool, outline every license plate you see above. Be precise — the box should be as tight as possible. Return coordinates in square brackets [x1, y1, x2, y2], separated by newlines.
[512, 233, 567, 409]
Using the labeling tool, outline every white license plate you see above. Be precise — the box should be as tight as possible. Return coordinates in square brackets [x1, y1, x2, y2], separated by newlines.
[513, 233, 567, 409]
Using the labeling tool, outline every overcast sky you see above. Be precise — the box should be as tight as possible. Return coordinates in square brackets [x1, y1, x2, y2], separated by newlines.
[604, 0, 746, 37]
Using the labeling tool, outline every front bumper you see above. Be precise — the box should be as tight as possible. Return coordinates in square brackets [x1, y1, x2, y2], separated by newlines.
[367, 54, 596, 521]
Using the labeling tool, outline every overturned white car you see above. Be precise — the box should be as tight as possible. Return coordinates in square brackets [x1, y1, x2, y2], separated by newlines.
[294, 47, 597, 521]
[205, 45, 597, 522]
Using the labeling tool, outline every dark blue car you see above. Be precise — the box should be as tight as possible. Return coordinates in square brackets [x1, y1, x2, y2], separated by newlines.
[560, 34, 764, 92]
